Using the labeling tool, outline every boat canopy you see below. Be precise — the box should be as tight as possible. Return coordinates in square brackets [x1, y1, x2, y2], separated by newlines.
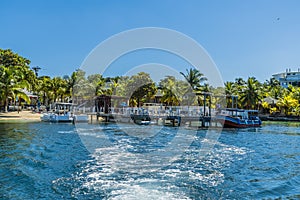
[223, 108, 259, 113]
[52, 102, 74, 106]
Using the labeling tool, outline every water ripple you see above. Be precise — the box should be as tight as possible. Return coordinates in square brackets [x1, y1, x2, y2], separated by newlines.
[0, 122, 299, 199]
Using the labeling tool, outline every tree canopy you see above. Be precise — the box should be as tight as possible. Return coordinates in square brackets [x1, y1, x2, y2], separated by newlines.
[1, 48, 300, 116]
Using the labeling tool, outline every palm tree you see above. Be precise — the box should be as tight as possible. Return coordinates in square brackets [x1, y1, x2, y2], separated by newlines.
[57, 79, 68, 102]
[71, 70, 90, 104]
[114, 76, 130, 98]
[180, 68, 207, 106]
[49, 77, 62, 102]
[235, 77, 246, 87]
[23, 68, 38, 93]
[277, 95, 298, 115]
[224, 81, 237, 108]
[159, 76, 187, 106]
[37, 76, 52, 106]
[239, 77, 262, 109]
[265, 78, 280, 88]
[105, 76, 120, 96]
[180, 68, 204, 90]
[66, 71, 79, 99]
[0, 49, 33, 111]
[161, 89, 179, 106]
[0, 66, 30, 112]
[267, 85, 285, 100]
[86, 73, 105, 96]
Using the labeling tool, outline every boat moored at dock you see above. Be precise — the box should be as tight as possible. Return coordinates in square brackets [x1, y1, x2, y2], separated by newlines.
[40, 102, 88, 123]
[130, 108, 151, 125]
[215, 108, 262, 128]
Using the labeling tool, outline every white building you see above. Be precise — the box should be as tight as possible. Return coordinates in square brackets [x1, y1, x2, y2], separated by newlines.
[272, 68, 300, 88]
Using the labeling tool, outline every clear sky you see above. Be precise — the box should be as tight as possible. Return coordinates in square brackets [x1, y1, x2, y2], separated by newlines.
[1, 0, 300, 84]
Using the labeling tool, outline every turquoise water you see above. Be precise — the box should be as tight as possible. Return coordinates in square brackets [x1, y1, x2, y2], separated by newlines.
[0, 122, 299, 199]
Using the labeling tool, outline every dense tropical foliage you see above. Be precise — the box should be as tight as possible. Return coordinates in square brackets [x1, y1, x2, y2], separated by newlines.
[1, 48, 300, 116]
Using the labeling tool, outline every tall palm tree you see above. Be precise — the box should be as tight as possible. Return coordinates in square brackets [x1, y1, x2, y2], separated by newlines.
[224, 81, 237, 108]
[239, 77, 262, 109]
[180, 68, 204, 90]
[57, 79, 68, 102]
[50, 77, 59, 102]
[180, 68, 206, 106]
[71, 70, 90, 104]
[37, 76, 52, 106]
[22, 68, 38, 93]
[67, 71, 78, 99]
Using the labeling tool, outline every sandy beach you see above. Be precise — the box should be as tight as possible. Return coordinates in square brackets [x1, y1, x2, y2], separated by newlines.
[0, 110, 41, 122]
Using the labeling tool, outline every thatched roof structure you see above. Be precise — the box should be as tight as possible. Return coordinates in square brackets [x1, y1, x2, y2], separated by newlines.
[263, 97, 278, 105]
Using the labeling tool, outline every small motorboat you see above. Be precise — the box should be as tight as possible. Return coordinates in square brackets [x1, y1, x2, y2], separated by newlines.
[40, 102, 88, 123]
[130, 108, 151, 125]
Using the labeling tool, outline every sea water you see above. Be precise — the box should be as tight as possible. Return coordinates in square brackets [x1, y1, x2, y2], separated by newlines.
[0, 122, 299, 199]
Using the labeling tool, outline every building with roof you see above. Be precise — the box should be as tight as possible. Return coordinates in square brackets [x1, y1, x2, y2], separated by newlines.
[272, 68, 300, 88]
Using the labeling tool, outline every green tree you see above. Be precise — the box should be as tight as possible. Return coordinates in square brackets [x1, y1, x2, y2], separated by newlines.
[0, 49, 33, 112]
[72, 70, 90, 104]
[87, 73, 105, 96]
[49, 77, 64, 102]
[277, 95, 298, 115]
[105, 76, 120, 96]
[224, 81, 237, 108]
[0, 66, 30, 112]
[235, 77, 246, 88]
[239, 77, 262, 109]
[0, 49, 30, 68]
[180, 68, 207, 105]
[126, 72, 156, 107]
[67, 70, 82, 98]
[37, 76, 52, 105]
[25, 68, 38, 93]
[180, 68, 204, 90]
[159, 76, 188, 106]
[114, 76, 130, 97]
[292, 87, 300, 104]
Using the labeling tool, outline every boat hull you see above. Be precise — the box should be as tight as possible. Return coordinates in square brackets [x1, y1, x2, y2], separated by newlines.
[74, 115, 89, 123]
[130, 114, 151, 125]
[216, 115, 262, 128]
[41, 113, 73, 123]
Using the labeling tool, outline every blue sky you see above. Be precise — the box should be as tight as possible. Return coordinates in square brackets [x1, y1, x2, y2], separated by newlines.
[1, 0, 300, 84]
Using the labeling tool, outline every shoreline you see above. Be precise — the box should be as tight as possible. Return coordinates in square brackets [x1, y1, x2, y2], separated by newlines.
[0, 111, 41, 123]
[0, 111, 299, 125]
[260, 115, 300, 122]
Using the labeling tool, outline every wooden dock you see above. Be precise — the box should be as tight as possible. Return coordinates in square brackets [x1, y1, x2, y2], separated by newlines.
[86, 112, 222, 128]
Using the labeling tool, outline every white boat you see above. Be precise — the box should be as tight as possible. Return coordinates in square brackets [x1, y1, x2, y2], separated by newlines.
[73, 115, 89, 122]
[41, 102, 74, 122]
[41, 102, 89, 123]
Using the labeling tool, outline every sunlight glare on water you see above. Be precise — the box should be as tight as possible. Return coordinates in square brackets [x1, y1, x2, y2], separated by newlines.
[0, 122, 299, 199]
[61, 124, 252, 199]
